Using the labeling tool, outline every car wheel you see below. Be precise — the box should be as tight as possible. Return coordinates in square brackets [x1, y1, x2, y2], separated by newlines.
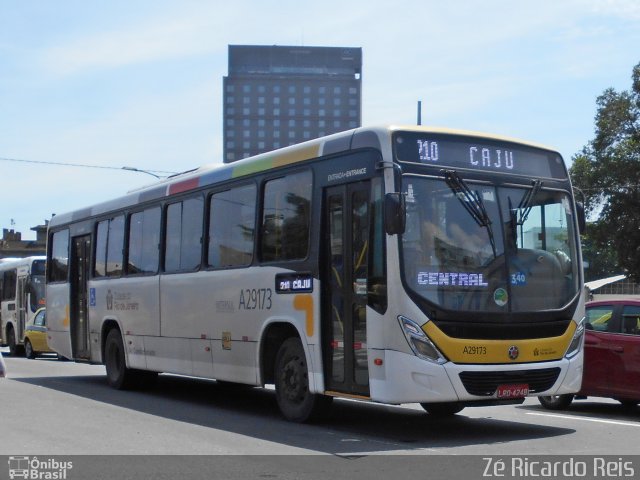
[7, 328, 24, 357]
[420, 402, 465, 416]
[538, 394, 574, 410]
[24, 339, 36, 359]
[274, 337, 332, 422]
[618, 400, 639, 409]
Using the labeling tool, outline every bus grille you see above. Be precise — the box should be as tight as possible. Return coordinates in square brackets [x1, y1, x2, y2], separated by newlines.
[459, 368, 561, 396]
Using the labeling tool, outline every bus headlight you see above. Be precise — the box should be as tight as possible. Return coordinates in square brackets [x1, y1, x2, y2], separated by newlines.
[398, 316, 447, 364]
[565, 317, 585, 359]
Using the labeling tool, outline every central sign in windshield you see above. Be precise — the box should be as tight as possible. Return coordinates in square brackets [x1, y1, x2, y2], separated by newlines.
[401, 176, 579, 313]
[394, 132, 568, 179]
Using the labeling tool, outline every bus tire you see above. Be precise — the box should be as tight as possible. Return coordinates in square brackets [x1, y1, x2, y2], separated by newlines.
[274, 337, 332, 423]
[104, 329, 136, 390]
[24, 339, 36, 359]
[7, 327, 24, 357]
[538, 394, 574, 410]
[420, 402, 465, 416]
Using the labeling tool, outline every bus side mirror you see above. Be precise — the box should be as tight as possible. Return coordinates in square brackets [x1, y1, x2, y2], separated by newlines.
[384, 193, 406, 235]
[576, 202, 586, 234]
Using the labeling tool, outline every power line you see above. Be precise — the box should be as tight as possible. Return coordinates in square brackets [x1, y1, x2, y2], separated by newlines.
[0, 156, 178, 176]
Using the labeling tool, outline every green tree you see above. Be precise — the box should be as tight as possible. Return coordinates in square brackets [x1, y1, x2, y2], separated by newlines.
[570, 61, 640, 281]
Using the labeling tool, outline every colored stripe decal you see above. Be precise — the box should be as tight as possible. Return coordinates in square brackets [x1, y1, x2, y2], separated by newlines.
[293, 294, 314, 337]
[162, 143, 321, 197]
[168, 178, 200, 195]
[423, 320, 576, 364]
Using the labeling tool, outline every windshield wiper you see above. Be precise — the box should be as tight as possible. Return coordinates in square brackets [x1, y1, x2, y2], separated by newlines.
[442, 169, 497, 258]
[516, 179, 543, 225]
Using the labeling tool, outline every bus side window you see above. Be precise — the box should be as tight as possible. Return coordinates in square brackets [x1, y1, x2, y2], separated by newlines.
[165, 196, 204, 272]
[208, 184, 256, 268]
[49, 230, 70, 283]
[260, 171, 312, 262]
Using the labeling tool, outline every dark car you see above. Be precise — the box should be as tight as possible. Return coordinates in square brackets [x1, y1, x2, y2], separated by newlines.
[539, 299, 640, 409]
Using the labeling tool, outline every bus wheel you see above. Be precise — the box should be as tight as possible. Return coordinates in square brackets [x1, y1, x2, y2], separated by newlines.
[538, 394, 574, 410]
[24, 339, 36, 359]
[274, 337, 332, 422]
[7, 328, 23, 357]
[105, 329, 135, 390]
[420, 402, 465, 416]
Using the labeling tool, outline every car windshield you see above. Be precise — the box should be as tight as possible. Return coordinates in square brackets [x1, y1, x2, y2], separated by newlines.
[401, 176, 580, 313]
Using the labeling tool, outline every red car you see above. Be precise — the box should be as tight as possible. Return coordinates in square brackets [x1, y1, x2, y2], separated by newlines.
[539, 299, 640, 409]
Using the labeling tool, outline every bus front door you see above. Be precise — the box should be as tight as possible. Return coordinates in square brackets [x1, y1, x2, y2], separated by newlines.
[17, 276, 27, 341]
[70, 235, 91, 360]
[323, 182, 370, 397]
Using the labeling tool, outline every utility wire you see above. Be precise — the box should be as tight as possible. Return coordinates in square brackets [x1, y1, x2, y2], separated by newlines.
[0, 156, 178, 176]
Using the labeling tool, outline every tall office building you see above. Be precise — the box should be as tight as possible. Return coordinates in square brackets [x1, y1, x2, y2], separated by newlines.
[223, 45, 362, 163]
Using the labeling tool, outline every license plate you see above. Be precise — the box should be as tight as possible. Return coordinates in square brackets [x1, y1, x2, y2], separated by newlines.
[496, 384, 529, 398]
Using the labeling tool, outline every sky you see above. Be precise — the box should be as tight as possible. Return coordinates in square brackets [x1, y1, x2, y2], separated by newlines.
[1, 0, 639, 240]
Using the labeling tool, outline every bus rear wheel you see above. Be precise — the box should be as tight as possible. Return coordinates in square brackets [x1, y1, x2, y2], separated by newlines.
[104, 329, 158, 390]
[7, 328, 24, 357]
[274, 337, 332, 422]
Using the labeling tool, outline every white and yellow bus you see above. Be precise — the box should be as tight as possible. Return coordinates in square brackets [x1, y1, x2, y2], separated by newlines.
[46, 126, 585, 422]
[1, 256, 47, 355]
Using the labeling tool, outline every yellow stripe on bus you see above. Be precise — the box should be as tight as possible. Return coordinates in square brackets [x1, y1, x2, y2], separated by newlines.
[293, 294, 314, 337]
[423, 320, 576, 364]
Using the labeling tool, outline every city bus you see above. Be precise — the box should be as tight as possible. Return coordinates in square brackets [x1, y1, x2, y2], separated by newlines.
[0, 256, 47, 355]
[46, 126, 586, 422]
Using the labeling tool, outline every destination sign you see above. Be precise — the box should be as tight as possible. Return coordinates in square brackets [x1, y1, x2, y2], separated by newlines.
[275, 272, 314, 294]
[394, 132, 567, 179]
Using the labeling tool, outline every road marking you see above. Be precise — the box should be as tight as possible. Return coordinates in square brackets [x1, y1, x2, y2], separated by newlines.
[527, 412, 640, 428]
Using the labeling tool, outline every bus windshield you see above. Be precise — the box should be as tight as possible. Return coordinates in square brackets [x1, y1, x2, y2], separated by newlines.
[29, 275, 46, 312]
[401, 176, 580, 313]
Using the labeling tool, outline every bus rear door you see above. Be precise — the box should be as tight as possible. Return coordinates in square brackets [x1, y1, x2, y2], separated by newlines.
[70, 235, 91, 360]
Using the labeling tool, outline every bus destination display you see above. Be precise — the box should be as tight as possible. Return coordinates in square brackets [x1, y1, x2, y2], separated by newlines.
[394, 132, 567, 179]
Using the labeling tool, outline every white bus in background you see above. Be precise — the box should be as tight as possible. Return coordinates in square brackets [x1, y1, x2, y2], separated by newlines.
[46, 126, 586, 422]
[0, 256, 46, 356]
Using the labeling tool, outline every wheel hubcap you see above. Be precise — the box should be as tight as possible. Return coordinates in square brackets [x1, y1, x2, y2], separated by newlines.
[280, 356, 307, 403]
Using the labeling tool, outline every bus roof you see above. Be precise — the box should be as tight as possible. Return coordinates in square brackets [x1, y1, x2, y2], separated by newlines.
[48, 125, 560, 229]
[0, 256, 46, 271]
